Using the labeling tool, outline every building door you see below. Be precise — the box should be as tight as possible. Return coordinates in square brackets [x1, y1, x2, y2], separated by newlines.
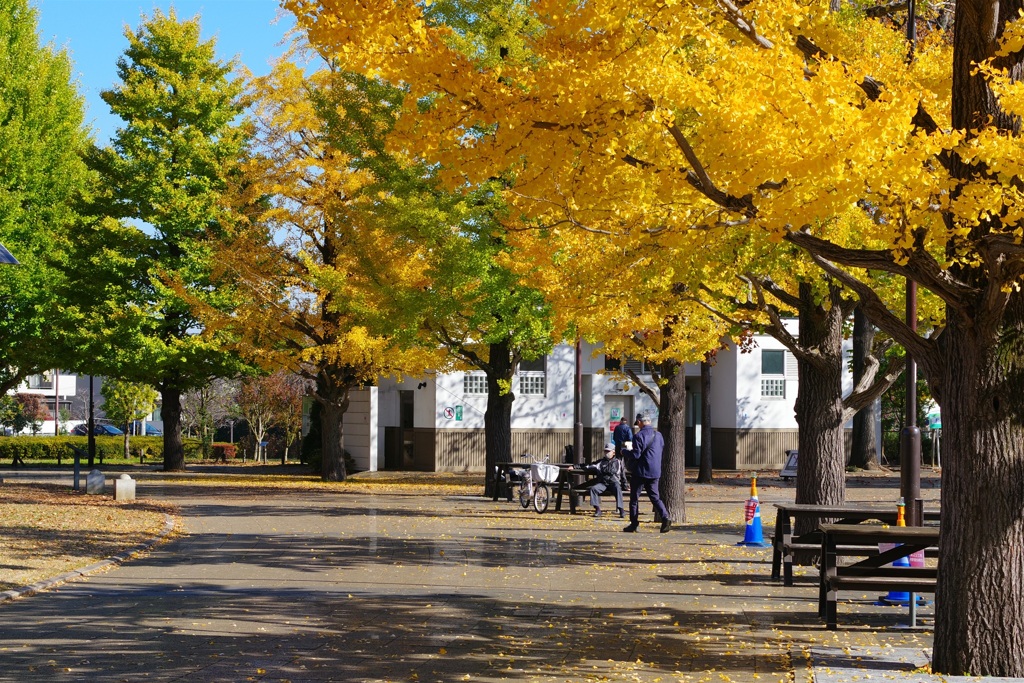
[399, 390, 415, 469]
[604, 396, 633, 442]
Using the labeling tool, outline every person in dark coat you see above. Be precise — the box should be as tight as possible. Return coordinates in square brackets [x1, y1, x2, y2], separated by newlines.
[623, 412, 671, 533]
[583, 443, 628, 518]
[612, 417, 633, 457]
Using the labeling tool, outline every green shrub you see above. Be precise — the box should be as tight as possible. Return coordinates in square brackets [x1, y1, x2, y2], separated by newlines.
[0, 435, 203, 465]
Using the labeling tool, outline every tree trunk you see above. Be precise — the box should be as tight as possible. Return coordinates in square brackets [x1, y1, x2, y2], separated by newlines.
[316, 370, 351, 481]
[793, 284, 847, 537]
[483, 338, 515, 498]
[849, 307, 879, 470]
[932, 297, 1024, 675]
[930, 1, 1024, 674]
[658, 359, 687, 523]
[123, 428, 130, 460]
[320, 397, 348, 481]
[697, 360, 713, 483]
[161, 386, 185, 471]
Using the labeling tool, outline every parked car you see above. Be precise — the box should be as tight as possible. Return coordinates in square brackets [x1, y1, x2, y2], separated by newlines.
[144, 424, 163, 436]
[70, 423, 124, 436]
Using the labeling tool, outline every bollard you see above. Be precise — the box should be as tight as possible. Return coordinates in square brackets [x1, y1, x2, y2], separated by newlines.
[114, 473, 136, 501]
[85, 469, 105, 495]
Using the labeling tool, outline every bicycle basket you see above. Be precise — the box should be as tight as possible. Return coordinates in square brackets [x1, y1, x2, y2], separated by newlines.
[531, 462, 560, 484]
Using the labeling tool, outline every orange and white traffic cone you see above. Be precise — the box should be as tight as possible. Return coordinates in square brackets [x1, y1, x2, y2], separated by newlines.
[737, 476, 770, 547]
[880, 498, 917, 605]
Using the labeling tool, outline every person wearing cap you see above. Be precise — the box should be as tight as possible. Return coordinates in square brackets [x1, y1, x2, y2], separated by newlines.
[612, 417, 633, 458]
[582, 443, 628, 518]
[623, 412, 672, 533]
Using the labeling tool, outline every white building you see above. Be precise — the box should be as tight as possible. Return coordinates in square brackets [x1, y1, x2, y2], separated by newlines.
[340, 326, 848, 473]
[16, 370, 77, 435]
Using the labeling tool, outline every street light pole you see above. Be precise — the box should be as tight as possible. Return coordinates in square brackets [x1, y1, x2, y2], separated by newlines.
[53, 369, 59, 436]
[87, 375, 96, 467]
[900, 0, 923, 526]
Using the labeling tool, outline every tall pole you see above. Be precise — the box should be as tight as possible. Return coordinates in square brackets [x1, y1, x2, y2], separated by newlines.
[900, 0, 922, 527]
[901, 285, 922, 525]
[53, 369, 59, 436]
[87, 375, 96, 467]
[573, 338, 583, 465]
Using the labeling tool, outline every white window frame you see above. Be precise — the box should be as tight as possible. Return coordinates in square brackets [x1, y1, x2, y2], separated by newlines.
[518, 356, 547, 397]
[760, 349, 787, 400]
[761, 377, 786, 399]
[463, 373, 488, 395]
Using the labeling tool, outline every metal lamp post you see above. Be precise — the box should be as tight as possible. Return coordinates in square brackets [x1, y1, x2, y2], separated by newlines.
[900, 0, 923, 526]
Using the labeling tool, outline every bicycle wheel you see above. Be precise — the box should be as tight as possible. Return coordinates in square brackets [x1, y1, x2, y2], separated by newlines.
[533, 482, 550, 513]
[519, 481, 531, 508]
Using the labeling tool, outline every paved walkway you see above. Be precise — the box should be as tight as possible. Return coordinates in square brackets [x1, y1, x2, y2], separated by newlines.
[0, 470, 1010, 682]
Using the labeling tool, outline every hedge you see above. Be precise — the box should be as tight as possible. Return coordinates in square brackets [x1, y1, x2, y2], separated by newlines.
[0, 435, 204, 464]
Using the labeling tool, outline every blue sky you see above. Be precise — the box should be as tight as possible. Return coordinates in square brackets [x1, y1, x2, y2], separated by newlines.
[33, 0, 295, 143]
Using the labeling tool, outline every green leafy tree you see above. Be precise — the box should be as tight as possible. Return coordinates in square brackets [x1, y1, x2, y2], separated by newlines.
[100, 378, 158, 458]
[0, 0, 91, 391]
[0, 393, 49, 435]
[73, 9, 250, 471]
[204, 57, 446, 481]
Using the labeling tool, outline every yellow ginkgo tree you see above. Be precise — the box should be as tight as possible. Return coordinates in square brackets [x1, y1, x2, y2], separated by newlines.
[202, 56, 442, 481]
[287, 0, 1024, 672]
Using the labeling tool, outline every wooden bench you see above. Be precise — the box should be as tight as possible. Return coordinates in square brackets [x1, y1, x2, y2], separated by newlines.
[818, 523, 940, 629]
[771, 503, 940, 585]
[560, 467, 627, 514]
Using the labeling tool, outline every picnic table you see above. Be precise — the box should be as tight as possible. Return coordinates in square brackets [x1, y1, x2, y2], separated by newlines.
[818, 523, 940, 629]
[771, 502, 940, 585]
[494, 461, 614, 514]
[558, 466, 628, 515]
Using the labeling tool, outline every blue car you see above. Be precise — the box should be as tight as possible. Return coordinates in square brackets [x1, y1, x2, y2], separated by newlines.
[145, 424, 163, 436]
[71, 423, 124, 436]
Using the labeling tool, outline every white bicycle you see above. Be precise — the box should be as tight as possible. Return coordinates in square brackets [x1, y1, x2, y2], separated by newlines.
[513, 456, 560, 513]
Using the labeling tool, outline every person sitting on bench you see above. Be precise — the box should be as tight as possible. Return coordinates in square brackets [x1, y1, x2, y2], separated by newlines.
[583, 443, 628, 518]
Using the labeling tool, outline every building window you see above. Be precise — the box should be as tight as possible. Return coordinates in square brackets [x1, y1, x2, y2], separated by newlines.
[761, 350, 786, 399]
[463, 373, 488, 395]
[26, 372, 53, 390]
[518, 356, 546, 396]
[761, 378, 786, 398]
[623, 358, 651, 374]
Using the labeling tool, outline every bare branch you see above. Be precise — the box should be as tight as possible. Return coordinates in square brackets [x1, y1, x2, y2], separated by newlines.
[801, 251, 942, 382]
[665, 123, 759, 217]
[783, 229, 977, 321]
[714, 0, 774, 49]
[624, 368, 661, 408]
[744, 272, 802, 310]
[841, 348, 906, 422]
[864, 1, 909, 18]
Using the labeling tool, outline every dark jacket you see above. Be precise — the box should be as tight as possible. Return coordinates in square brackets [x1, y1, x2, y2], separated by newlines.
[629, 424, 664, 479]
[586, 456, 627, 488]
[612, 422, 633, 452]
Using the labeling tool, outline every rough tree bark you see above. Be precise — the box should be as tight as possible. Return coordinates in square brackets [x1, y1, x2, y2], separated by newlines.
[161, 385, 185, 471]
[697, 359, 713, 483]
[658, 359, 687, 522]
[792, 283, 849, 535]
[317, 372, 351, 482]
[483, 338, 515, 498]
[849, 307, 880, 470]
[931, 0, 1024, 672]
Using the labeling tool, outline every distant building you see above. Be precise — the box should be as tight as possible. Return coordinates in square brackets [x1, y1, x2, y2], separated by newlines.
[338, 324, 849, 473]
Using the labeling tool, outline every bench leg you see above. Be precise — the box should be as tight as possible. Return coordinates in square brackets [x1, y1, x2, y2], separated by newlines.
[784, 551, 795, 586]
[825, 586, 838, 630]
[771, 540, 781, 581]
